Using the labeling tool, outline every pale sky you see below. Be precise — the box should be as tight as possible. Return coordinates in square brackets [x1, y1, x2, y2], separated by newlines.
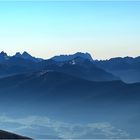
[0, 1, 140, 59]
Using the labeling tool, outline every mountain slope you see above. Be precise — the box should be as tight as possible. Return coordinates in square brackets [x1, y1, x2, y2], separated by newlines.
[1, 51, 140, 138]
[0, 130, 31, 139]
[94, 56, 140, 83]
[0, 52, 40, 77]
[0, 71, 140, 138]
[0, 51, 140, 83]
[0, 70, 139, 104]
[14, 51, 43, 62]
[38, 57, 119, 82]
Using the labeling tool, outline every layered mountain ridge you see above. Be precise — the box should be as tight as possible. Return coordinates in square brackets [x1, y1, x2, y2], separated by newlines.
[0, 51, 140, 83]
[0, 51, 119, 82]
[0, 70, 140, 138]
[0, 51, 140, 138]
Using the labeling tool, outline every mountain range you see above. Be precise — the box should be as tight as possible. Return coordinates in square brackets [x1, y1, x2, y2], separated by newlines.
[0, 51, 140, 139]
[94, 57, 140, 83]
[0, 68, 140, 138]
[0, 51, 140, 83]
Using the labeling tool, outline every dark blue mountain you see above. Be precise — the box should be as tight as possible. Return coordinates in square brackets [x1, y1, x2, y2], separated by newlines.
[94, 56, 140, 83]
[1, 51, 140, 138]
[38, 57, 119, 81]
[0, 130, 31, 139]
[0, 51, 140, 83]
[0, 71, 140, 138]
[0, 51, 43, 63]
[0, 57, 37, 77]
[0, 51, 43, 77]
[14, 51, 43, 62]
[0, 51, 139, 138]
[50, 52, 140, 83]
[0, 51, 9, 62]
[0, 51, 119, 81]
[51, 52, 93, 62]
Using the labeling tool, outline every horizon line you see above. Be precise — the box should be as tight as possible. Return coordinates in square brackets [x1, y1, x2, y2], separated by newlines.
[0, 51, 140, 61]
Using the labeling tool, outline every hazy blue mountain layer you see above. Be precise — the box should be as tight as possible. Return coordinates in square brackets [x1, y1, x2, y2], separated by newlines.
[0, 51, 119, 82]
[0, 51, 140, 138]
[0, 51, 140, 83]
[0, 71, 140, 139]
[94, 56, 140, 83]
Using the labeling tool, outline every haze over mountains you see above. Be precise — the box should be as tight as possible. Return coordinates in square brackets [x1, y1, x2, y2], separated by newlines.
[0, 51, 140, 139]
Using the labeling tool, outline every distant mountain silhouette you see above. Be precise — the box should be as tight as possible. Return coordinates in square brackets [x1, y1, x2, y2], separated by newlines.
[14, 51, 43, 62]
[0, 51, 42, 63]
[0, 51, 140, 138]
[0, 51, 42, 77]
[0, 51, 140, 83]
[0, 51, 9, 62]
[0, 70, 140, 138]
[0, 51, 119, 82]
[51, 52, 93, 62]
[38, 57, 119, 81]
[0, 70, 139, 102]
[94, 56, 140, 83]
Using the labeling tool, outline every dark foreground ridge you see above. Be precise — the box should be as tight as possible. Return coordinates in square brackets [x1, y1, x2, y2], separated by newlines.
[0, 130, 32, 139]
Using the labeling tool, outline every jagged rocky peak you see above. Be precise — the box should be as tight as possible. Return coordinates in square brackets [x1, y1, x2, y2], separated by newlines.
[0, 51, 7, 57]
[12, 51, 43, 62]
[51, 52, 93, 62]
[74, 52, 93, 61]
[15, 52, 22, 57]
[21, 51, 34, 60]
[14, 51, 32, 59]
[22, 51, 32, 57]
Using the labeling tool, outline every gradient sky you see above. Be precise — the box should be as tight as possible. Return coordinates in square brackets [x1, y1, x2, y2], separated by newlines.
[0, 1, 140, 59]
